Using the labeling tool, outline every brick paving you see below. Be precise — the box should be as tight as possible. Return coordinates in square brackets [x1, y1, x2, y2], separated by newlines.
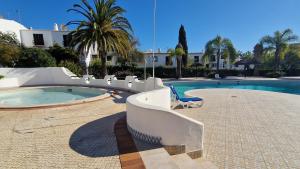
[114, 117, 146, 169]
[177, 89, 300, 169]
[0, 91, 131, 169]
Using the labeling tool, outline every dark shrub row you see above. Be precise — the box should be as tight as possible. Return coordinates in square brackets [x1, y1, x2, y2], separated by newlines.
[89, 65, 300, 79]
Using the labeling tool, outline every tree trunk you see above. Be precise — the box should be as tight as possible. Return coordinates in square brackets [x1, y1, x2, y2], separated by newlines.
[176, 55, 182, 79]
[182, 54, 187, 67]
[100, 52, 107, 78]
[216, 49, 221, 74]
[275, 48, 280, 71]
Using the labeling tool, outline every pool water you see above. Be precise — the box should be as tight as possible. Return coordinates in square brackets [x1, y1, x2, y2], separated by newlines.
[0, 87, 105, 107]
[167, 81, 300, 97]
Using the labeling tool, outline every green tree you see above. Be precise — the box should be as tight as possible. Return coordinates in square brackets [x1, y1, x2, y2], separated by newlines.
[67, 0, 133, 77]
[178, 25, 188, 67]
[261, 29, 298, 71]
[47, 44, 79, 64]
[16, 48, 56, 67]
[240, 51, 253, 60]
[0, 43, 21, 67]
[282, 50, 300, 73]
[168, 43, 185, 79]
[253, 43, 264, 64]
[118, 39, 144, 66]
[203, 35, 237, 73]
[0, 31, 20, 45]
[0, 32, 21, 67]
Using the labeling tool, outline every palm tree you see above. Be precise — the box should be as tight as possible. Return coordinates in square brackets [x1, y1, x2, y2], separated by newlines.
[202, 35, 237, 74]
[67, 0, 133, 77]
[260, 29, 298, 71]
[168, 43, 185, 79]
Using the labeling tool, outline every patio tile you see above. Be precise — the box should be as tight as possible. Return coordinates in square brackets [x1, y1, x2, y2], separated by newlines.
[178, 89, 300, 169]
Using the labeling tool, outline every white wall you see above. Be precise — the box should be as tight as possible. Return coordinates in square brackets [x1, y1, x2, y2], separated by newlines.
[127, 85, 204, 152]
[19, 30, 71, 48]
[0, 67, 204, 153]
[51, 31, 70, 47]
[20, 30, 53, 48]
[142, 52, 204, 68]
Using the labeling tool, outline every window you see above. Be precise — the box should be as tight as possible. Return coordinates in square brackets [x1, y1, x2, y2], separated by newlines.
[63, 35, 71, 47]
[33, 34, 44, 46]
[210, 55, 216, 62]
[165, 56, 169, 65]
[194, 56, 199, 63]
[107, 55, 112, 61]
[153, 56, 158, 62]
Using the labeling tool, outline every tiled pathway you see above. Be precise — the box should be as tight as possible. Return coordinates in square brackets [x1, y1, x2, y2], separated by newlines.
[0, 91, 130, 169]
[177, 89, 300, 169]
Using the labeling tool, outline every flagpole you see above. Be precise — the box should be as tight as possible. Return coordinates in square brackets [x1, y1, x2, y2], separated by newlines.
[152, 0, 156, 78]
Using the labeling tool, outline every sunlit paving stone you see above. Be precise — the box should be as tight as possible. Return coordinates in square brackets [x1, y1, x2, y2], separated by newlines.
[177, 89, 300, 169]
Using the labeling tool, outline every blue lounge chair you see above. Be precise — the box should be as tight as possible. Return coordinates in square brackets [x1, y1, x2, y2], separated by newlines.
[169, 85, 203, 108]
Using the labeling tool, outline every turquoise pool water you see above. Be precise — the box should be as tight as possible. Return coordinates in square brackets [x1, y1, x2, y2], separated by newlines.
[167, 81, 300, 97]
[0, 87, 105, 107]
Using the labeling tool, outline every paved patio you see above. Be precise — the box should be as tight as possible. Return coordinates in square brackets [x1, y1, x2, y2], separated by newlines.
[0, 91, 131, 169]
[177, 89, 300, 169]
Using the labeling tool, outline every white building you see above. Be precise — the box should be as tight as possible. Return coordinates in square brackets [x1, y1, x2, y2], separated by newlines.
[0, 18, 242, 69]
[141, 51, 203, 68]
[0, 18, 71, 48]
[0, 18, 27, 41]
[20, 29, 71, 48]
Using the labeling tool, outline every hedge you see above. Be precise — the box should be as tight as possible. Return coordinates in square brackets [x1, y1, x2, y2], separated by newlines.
[89, 65, 244, 79]
[88, 65, 300, 79]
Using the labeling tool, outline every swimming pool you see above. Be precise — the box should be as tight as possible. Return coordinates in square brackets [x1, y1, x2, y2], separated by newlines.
[0, 86, 107, 108]
[167, 80, 300, 97]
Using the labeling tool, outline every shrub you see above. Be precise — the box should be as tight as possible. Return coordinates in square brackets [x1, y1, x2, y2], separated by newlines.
[285, 69, 300, 76]
[16, 48, 56, 67]
[114, 70, 134, 79]
[89, 59, 102, 78]
[206, 71, 217, 78]
[0, 43, 21, 67]
[0, 75, 4, 79]
[47, 44, 79, 64]
[58, 61, 83, 76]
[265, 71, 283, 78]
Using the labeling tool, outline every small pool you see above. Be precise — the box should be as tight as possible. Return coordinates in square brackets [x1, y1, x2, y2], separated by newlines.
[166, 80, 300, 97]
[0, 86, 107, 108]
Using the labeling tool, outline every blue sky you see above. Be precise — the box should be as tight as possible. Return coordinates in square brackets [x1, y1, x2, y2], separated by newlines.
[1, 0, 300, 52]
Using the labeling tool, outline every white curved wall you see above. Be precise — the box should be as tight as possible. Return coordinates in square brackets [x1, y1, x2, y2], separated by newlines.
[0, 67, 204, 152]
[127, 86, 204, 152]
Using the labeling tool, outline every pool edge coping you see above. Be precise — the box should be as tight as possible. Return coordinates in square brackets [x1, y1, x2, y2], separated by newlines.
[0, 86, 118, 110]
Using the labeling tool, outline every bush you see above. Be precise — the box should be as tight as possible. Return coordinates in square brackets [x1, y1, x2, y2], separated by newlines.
[114, 70, 135, 79]
[89, 65, 244, 79]
[16, 48, 56, 67]
[89, 59, 102, 78]
[206, 71, 217, 78]
[0, 75, 4, 79]
[58, 61, 83, 76]
[47, 44, 79, 64]
[0, 43, 21, 67]
[285, 69, 300, 76]
[265, 71, 283, 78]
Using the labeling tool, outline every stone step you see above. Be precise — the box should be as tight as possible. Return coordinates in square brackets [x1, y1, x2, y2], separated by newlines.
[194, 158, 219, 169]
[171, 153, 203, 169]
[139, 148, 180, 169]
